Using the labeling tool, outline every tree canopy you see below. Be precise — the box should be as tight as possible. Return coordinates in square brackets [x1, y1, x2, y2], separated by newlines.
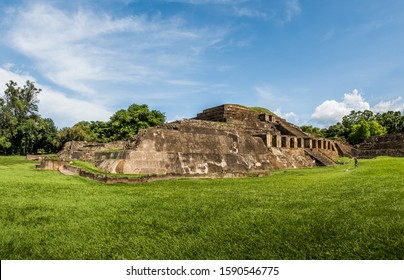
[109, 104, 165, 141]
[56, 104, 166, 149]
[0, 80, 58, 155]
[301, 109, 403, 145]
[1, 80, 165, 155]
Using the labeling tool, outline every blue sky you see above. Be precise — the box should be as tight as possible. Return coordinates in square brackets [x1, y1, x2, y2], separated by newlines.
[1, 0, 404, 128]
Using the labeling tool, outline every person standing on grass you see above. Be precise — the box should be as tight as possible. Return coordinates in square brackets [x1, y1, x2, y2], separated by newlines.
[354, 157, 358, 168]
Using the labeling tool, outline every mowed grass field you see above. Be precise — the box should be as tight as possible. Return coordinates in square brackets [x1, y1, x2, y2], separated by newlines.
[0, 156, 403, 260]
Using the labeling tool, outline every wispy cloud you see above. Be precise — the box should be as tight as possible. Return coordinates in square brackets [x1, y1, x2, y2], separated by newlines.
[274, 108, 299, 124]
[232, 6, 269, 19]
[168, 0, 248, 4]
[169, 0, 302, 22]
[373, 97, 404, 113]
[254, 84, 290, 104]
[4, 3, 228, 95]
[0, 67, 112, 127]
[285, 0, 301, 22]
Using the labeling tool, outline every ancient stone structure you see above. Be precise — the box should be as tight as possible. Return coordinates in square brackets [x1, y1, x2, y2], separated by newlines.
[354, 133, 404, 158]
[58, 141, 126, 162]
[35, 158, 67, 170]
[58, 104, 347, 176]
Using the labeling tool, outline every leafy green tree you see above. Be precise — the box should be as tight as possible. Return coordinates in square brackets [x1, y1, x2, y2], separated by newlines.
[56, 122, 96, 150]
[324, 122, 348, 139]
[339, 110, 375, 139]
[0, 80, 44, 155]
[342, 110, 374, 127]
[375, 111, 404, 134]
[34, 118, 58, 154]
[0, 80, 59, 154]
[349, 120, 371, 145]
[109, 104, 165, 140]
[56, 104, 165, 149]
[300, 125, 326, 137]
[348, 120, 387, 145]
[323, 110, 393, 144]
[368, 120, 387, 136]
[89, 121, 111, 143]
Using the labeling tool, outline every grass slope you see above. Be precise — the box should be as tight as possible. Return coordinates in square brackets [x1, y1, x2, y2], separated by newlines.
[0, 156, 403, 260]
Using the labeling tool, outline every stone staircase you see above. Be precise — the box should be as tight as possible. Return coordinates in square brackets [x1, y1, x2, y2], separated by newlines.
[275, 121, 308, 138]
[304, 149, 336, 166]
[355, 133, 404, 158]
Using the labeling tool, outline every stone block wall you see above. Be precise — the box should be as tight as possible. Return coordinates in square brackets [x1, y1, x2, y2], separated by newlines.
[57, 141, 126, 162]
[36, 159, 67, 170]
[355, 133, 404, 158]
[196, 104, 276, 132]
[97, 123, 273, 175]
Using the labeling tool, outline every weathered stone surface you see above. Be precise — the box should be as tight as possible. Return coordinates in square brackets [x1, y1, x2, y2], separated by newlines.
[26, 155, 46, 161]
[57, 141, 126, 162]
[196, 104, 277, 134]
[355, 133, 404, 158]
[97, 122, 273, 175]
[36, 159, 67, 170]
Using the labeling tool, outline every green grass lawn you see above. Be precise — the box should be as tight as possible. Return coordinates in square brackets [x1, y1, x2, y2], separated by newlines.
[0, 156, 403, 260]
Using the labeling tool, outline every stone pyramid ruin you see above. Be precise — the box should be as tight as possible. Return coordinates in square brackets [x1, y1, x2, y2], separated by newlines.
[58, 104, 352, 176]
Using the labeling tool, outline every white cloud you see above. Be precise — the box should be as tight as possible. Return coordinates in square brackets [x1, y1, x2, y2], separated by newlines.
[311, 89, 370, 126]
[1, 2, 234, 127]
[372, 97, 404, 113]
[0, 67, 112, 128]
[4, 3, 228, 95]
[274, 108, 299, 124]
[0, 67, 34, 90]
[38, 88, 112, 128]
[311, 89, 403, 127]
[342, 89, 370, 110]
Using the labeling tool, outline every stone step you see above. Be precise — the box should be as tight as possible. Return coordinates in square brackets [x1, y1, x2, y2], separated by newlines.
[305, 149, 336, 166]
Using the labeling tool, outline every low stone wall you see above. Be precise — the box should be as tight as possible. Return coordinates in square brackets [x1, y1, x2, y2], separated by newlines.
[61, 164, 256, 184]
[36, 159, 67, 170]
[26, 155, 46, 161]
[57, 141, 126, 162]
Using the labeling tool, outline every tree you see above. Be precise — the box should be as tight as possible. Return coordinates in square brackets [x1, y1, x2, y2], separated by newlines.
[300, 125, 326, 137]
[0, 80, 42, 154]
[324, 122, 348, 139]
[109, 104, 165, 140]
[33, 118, 58, 154]
[348, 120, 387, 145]
[56, 122, 96, 150]
[89, 121, 111, 143]
[349, 120, 371, 145]
[56, 104, 165, 149]
[368, 120, 387, 137]
[323, 110, 391, 145]
[342, 110, 375, 127]
[375, 111, 404, 134]
[0, 80, 58, 155]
